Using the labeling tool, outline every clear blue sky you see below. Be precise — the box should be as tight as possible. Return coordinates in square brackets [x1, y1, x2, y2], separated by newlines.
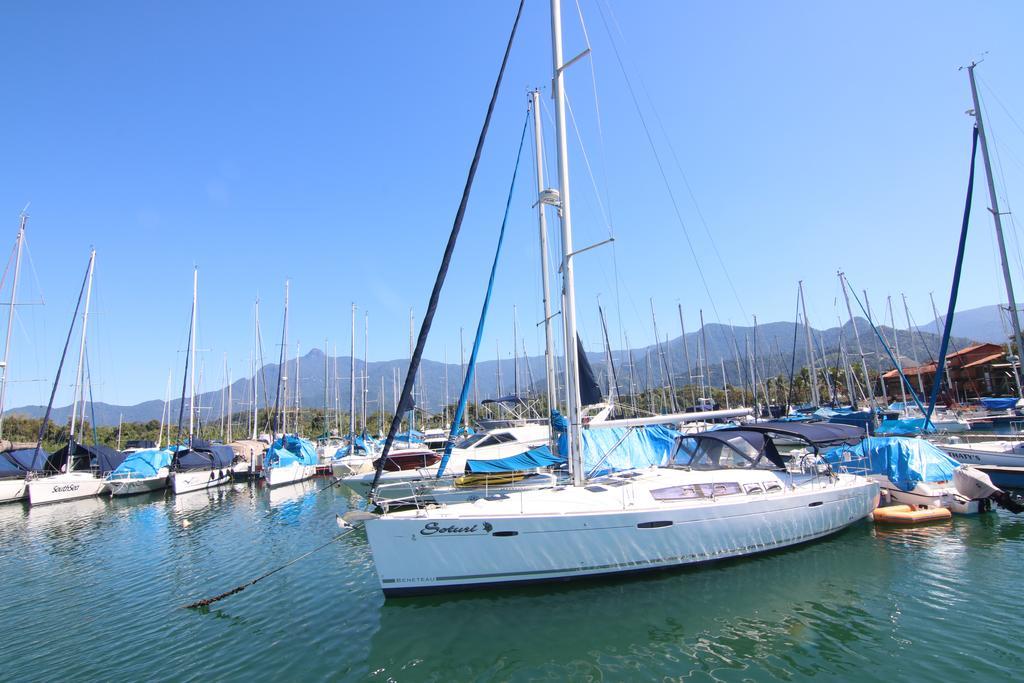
[1, 1, 1023, 409]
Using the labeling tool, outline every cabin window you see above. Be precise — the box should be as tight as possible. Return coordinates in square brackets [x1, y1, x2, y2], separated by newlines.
[458, 433, 489, 448]
[490, 433, 517, 444]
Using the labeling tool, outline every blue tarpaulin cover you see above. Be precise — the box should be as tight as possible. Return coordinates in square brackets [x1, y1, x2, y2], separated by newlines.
[465, 422, 679, 475]
[981, 397, 1019, 411]
[266, 435, 318, 468]
[877, 418, 937, 435]
[108, 448, 173, 478]
[581, 425, 681, 475]
[823, 436, 959, 492]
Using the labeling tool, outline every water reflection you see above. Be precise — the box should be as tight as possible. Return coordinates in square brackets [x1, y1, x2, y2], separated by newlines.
[366, 524, 892, 680]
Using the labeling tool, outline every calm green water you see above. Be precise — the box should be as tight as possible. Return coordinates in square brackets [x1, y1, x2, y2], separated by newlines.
[3, 479, 1022, 682]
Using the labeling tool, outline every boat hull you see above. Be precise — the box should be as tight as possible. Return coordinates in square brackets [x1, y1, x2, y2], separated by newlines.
[171, 468, 230, 495]
[365, 476, 879, 596]
[938, 442, 1024, 468]
[0, 477, 27, 503]
[263, 462, 318, 487]
[27, 473, 107, 505]
[106, 475, 169, 497]
[332, 455, 375, 478]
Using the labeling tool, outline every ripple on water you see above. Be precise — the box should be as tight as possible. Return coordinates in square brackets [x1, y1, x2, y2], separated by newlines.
[2, 489, 1023, 681]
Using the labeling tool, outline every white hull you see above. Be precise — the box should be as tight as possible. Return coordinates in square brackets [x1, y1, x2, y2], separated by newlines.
[0, 477, 28, 503]
[938, 442, 1024, 468]
[171, 468, 231, 495]
[332, 455, 375, 478]
[28, 472, 107, 505]
[364, 469, 879, 596]
[106, 474, 169, 497]
[263, 462, 318, 487]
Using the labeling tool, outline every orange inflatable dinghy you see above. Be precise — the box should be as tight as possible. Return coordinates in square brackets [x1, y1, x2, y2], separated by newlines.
[871, 504, 952, 524]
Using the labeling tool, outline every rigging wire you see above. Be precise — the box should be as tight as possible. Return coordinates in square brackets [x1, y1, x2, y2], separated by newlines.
[597, 0, 749, 326]
[590, 0, 724, 328]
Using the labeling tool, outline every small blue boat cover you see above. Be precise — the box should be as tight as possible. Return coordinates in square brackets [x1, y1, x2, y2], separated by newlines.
[980, 397, 1019, 410]
[109, 448, 174, 478]
[266, 435, 317, 468]
[823, 436, 959, 492]
[877, 418, 937, 436]
[466, 444, 563, 473]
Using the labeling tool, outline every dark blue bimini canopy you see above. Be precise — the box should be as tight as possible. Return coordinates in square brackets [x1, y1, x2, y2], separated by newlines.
[45, 442, 126, 475]
[0, 447, 49, 478]
[719, 421, 865, 447]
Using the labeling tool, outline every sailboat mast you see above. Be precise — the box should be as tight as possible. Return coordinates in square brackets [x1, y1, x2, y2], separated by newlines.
[363, 311, 368, 431]
[512, 305, 520, 398]
[220, 352, 227, 440]
[159, 368, 171, 448]
[839, 271, 874, 410]
[187, 267, 197, 442]
[252, 299, 260, 439]
[530, 89, 559, 417]
[900, 294, 927, 398]
[226, 365, 232, 443]
[350, 303, 356, 438]
[68, 250, 96, 454]
[0, 214, 25, 440]
[281, 281, 289, 436]
[550, 0, 584, 484]
[294, 341, 301, 433]
[863, 290, 888, 404]
[798, 281, 820, 406]
[677, 305, 697, 409]
[888, 296, 908, 407]
[700, 309, 710, 405]
[460, 327, 469, 428]
[967, 63, 1024, 398]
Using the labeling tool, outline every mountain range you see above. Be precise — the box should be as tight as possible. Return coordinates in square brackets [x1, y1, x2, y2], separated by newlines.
[8, 304, 1005, 427]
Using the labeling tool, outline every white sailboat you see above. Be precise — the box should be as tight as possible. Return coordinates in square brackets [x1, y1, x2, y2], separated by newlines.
[28, 250, 111, 506]
[358, 0, 878, 596]
[169, 269, 232, 495]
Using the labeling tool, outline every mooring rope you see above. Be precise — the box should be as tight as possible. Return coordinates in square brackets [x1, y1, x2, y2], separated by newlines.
[184, 525, 359, 609]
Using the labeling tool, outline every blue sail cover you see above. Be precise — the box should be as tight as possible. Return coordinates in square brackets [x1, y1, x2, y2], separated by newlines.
[109, 448, 174, 478]
[266, 435, 317, 468]
[877, 418, 937, 436]
[823, 436, 959, 492]
[981, 397, 1019, 411]
[466, 444, 564, 473]
[0, 448, 49, 478]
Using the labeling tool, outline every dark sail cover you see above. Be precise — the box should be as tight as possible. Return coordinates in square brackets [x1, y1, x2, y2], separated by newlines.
[577, 335, 603, 407]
